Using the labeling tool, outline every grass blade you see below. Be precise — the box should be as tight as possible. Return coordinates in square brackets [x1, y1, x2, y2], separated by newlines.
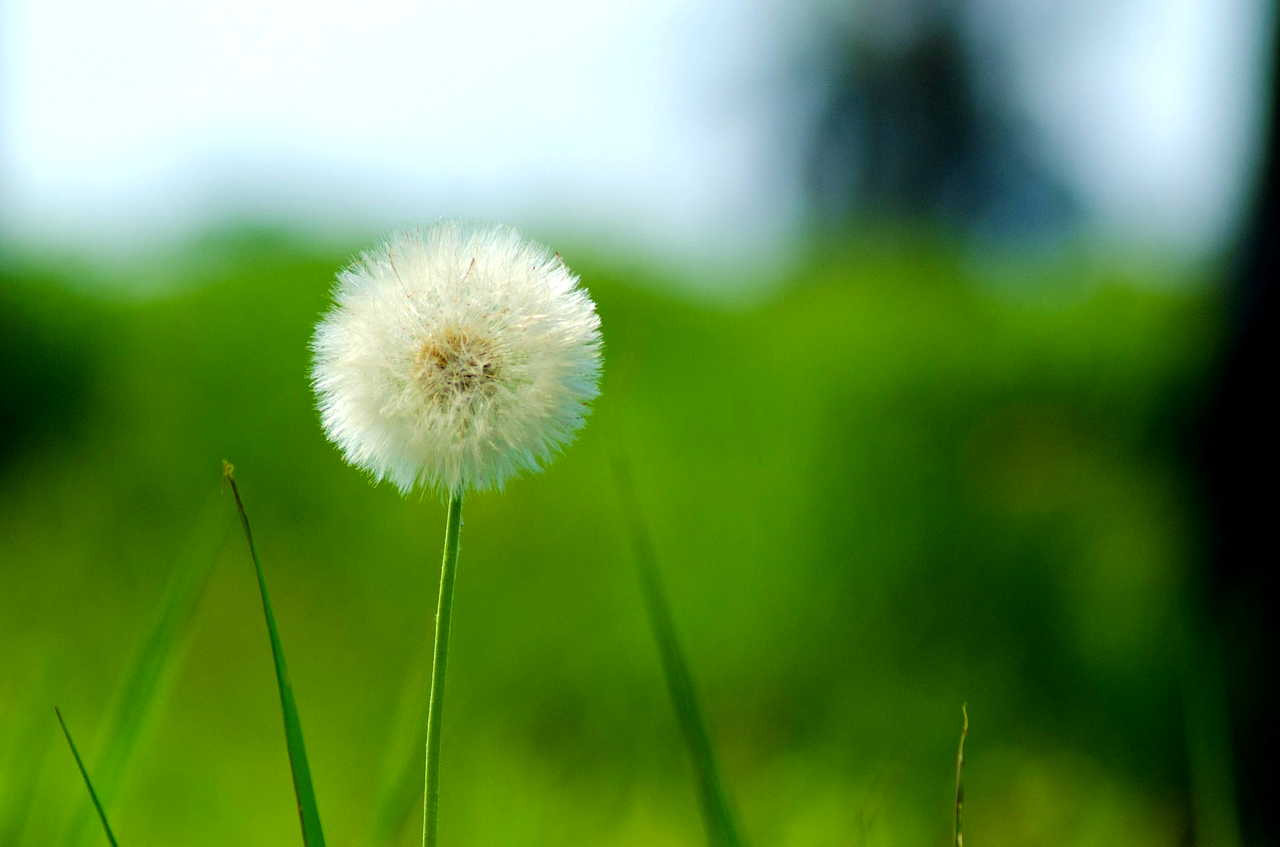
[611, 453, 744, 847]
[954, 704, 967, 847]
[1, 672, 58, 846]
[224, 462, 327, 847]
[367, 657, 431, 847]
[373, 723, 430, 846]
[55, 709, 118, 847]
[66, 494, 228, 847]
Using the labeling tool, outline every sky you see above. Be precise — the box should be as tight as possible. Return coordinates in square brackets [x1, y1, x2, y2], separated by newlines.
[0, 0, 1274, 274]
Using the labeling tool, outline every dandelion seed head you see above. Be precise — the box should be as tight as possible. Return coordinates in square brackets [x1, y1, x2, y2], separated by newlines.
[310, 220, 602, 495]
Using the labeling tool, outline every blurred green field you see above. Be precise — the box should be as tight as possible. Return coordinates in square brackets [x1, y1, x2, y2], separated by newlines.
[1, 230, 1220, 846]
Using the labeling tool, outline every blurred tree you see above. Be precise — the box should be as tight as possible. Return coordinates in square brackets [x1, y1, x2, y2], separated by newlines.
[0, 276, 96, 464]
[1193, 6, 1278, 844]
[803, 0, 1076, 238]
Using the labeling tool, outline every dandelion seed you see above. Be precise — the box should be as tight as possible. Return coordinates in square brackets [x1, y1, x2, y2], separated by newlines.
[310, 219, 603, 495]
[309, 219, 602, 847]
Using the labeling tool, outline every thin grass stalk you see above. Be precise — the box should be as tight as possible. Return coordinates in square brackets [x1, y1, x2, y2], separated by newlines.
[55, 709, 118, 847]
[954, 704, 968, 847]
[224, 464, 326, 847]
[424, 493, 463, 847]
[611, 453, 743, 847]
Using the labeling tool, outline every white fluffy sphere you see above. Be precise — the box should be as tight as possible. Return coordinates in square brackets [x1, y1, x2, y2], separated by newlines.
[311, 220, 602, 495]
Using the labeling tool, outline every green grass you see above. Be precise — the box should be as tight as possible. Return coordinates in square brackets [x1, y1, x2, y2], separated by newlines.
[62, 495, 228, 847]
[1, 230, 1221, 845]
[613, 452, 743, 847]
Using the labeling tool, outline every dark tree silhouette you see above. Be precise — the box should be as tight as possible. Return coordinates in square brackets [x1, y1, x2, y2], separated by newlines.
[1193, 7, 1278, 844]
[804, 0, 1076, 237]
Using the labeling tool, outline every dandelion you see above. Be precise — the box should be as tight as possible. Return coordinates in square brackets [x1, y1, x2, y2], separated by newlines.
[310, 219, 602, 847]
[311, 220, 602, 495]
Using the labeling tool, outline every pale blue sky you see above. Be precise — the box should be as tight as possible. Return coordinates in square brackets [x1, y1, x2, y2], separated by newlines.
[0, 0, 1273, 272]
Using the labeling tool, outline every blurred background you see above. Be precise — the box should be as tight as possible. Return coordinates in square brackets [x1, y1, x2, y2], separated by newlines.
[1, 0, 1276, 844]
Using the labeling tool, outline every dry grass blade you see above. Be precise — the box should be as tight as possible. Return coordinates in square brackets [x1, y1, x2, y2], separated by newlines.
[954, 704, 968, 847]
[55, 709, 118, 847]
[224, 462, 327, 847]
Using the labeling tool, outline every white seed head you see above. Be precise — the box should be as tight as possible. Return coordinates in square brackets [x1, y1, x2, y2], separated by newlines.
[310, 220, 603, 495]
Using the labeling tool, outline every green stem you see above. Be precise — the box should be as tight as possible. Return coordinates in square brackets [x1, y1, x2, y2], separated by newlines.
[954, 704, 968, 847]
[424, 493, 463, 847]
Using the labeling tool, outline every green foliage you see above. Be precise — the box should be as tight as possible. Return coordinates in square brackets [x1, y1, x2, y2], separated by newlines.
[0, 231, 1220, 845]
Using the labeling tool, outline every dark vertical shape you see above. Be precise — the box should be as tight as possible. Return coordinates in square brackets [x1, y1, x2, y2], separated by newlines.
[1192, 10, 1279, 846]
[801, 0, 1076, 237]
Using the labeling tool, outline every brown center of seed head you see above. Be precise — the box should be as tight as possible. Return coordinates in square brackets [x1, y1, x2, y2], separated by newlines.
[414, 326, 502, 401]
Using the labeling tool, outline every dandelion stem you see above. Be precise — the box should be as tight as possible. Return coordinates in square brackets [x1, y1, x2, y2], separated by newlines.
[424, 493, 463, 847]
